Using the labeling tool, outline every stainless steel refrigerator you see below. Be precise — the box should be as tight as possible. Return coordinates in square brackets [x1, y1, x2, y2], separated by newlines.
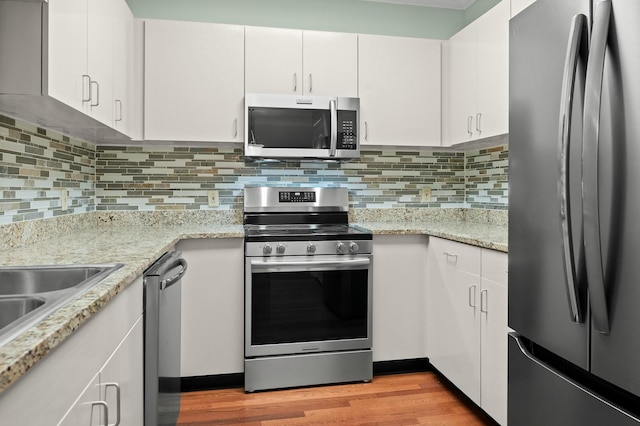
[509, 0, 640, 424]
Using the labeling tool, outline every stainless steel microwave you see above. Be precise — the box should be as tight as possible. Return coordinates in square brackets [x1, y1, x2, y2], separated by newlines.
[244, 93, 360, 161]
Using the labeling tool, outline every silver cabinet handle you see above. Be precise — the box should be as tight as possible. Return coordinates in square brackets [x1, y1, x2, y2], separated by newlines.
[92, 401, 109, 426]
[104, 383, 121, 426]
[329, 99, 337, 157]
[443, 251, 458, 258]
[468, 285, 477, 308]
[558, 13, 588, 324]
[467, 115, 473, 136]
[82, 75, 92, 103]
[293, 72, 297, 92]
[234, 118, 238, 138]
[91, 80, 100, 107]
[476, 113, 482, 133]
[480, 289, 488, 313]
[115, 100, 123, 122]
[309, 73, 313, 93]
[364, 121, 369, 141]
[583, 0, 611, 334]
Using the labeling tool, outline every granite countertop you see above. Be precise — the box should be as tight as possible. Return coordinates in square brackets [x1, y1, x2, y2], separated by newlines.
[356, 220, 508, 253]
[0, 223, 244, 395]
[0, 213, 507, 396]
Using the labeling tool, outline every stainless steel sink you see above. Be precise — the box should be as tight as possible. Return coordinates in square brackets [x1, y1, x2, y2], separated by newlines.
[0, 266, 114, 295]
[0, 296, 46, 330]
[0, 264, 123, 346]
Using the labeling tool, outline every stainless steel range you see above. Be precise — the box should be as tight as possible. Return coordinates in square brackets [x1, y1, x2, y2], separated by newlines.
[243, 186, 373, 392]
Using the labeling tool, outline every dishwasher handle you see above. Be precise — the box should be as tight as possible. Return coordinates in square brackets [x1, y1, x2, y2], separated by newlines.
[160, 258, 188, 290]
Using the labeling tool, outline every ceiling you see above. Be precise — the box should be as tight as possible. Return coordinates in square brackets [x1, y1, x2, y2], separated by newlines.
[362, 0, 476, 9]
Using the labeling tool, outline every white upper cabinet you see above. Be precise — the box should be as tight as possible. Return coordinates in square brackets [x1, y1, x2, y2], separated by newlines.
[359, 34, 442, 147]
[111, 0, 134, 136]
[144, 20, 245, 142]
[245, 27, 358, 97]
[510, 0, 537, 18]
[443, 0, 509, 146]
[302, 30, 358, 97]
[47, 0, 133, 132]
[47, 0, 88, 115]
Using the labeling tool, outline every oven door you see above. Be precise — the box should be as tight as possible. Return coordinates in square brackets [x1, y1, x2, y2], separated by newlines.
[245, 254, 372, 357]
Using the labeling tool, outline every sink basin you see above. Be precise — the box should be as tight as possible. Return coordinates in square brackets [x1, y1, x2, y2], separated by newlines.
[0, 264, 123, 347]
[0, 296, 46, 330]
[0, 265, 114, 295]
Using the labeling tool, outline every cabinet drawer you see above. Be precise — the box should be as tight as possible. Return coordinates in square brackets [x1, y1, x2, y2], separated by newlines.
[481, 249, 508, 286]
[429, 236, 481, 275]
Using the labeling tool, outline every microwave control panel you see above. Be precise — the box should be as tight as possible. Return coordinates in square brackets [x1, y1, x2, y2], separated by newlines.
[337, 111, 358, 150]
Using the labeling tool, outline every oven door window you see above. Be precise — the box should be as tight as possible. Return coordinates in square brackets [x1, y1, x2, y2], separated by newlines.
[248, 107, 331, 149]
[251, 269, 368, 345]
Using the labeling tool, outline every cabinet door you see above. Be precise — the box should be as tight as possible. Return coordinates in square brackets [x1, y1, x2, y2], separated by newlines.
[87, 0, 115, 126]
[99, 317, 144, 426]
[372, 235, 428, 362]
[111, 0, 134, 135]
[359, 34, 441, 146]
[245, 26, 303, 95]
[145, 20, 245, 142]
[480, 248, 508, 425]
[480, 277, 508, 425]
[476, 0, 509, 140]
[302, 31, 358, 97]
[47, 0, 88, 113]
[58, 374, 102, 426]
[177, 238, 245, 376]
[443, 23, 476, 146]
[511, 0, 536, 18]
[427, 238, 481, 404]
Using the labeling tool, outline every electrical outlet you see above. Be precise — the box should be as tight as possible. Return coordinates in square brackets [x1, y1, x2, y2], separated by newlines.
[421, 187, 432, 203]
[208, 190, 219, 207]
[60, 188, 68, 210]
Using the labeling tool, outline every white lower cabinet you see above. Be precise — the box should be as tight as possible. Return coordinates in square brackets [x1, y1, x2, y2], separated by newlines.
[427, 236, 508, 425]
[0, 276, 143, 426]
[59, 317, 144, 425]
[177, 238, 245, 376]
[372, 235, 428, 362]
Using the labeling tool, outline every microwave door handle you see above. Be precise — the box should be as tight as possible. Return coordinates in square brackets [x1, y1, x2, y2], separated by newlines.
[329, 99, 338, 157]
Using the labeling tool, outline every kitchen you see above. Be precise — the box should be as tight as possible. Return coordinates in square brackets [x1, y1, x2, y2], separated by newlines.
[0, 0, 636, 424]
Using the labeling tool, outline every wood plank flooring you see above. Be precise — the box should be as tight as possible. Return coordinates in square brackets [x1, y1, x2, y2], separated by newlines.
[177, 372, 495, 425]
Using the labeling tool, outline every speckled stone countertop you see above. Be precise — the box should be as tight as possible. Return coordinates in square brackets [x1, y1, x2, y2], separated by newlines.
[0, 208, 507, 396]
[0, 222, 244, 395]
[355, 220, 508, 253]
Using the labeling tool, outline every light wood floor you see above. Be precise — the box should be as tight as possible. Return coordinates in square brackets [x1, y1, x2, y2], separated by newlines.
[177, 372, 495, 425]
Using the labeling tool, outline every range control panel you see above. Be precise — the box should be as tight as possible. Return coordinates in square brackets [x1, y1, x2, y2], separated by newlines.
[279, 191, 317, 203]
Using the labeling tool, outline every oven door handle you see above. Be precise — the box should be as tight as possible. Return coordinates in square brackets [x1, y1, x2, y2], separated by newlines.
[251, 257, 370, 272]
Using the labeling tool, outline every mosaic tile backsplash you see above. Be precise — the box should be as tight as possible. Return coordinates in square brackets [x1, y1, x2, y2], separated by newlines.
[0, 115, 95, 225]
[1, 114, 508, 225]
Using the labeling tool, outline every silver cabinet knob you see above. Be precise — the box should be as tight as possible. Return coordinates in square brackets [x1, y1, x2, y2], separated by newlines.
[276, 244, 286, 254]
[336, 242, 347, 254]
[307, 243, 317, 254]
[349, 242, 359, 253]
[263, 244, 272, 255]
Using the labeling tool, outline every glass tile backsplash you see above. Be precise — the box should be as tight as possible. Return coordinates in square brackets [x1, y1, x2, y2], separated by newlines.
[1, 114, 508, 224]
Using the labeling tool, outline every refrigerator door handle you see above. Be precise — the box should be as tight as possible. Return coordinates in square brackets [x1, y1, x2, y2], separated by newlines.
[582, 0, 612, 334]
[558, 13, 588, 324]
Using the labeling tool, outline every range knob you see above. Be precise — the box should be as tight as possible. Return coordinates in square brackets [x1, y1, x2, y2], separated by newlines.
[336, 242, 347, 254]
[349, 242, 359, 253]
[276, 244, 286, 254]
[307, 243, 317, 254]
[263, 244, 272, 255]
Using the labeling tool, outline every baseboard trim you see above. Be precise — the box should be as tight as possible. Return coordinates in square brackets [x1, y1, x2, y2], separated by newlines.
[181, 358, 432, 392]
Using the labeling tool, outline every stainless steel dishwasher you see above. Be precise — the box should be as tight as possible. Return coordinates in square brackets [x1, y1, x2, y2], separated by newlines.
[144, 251, 188, 426]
